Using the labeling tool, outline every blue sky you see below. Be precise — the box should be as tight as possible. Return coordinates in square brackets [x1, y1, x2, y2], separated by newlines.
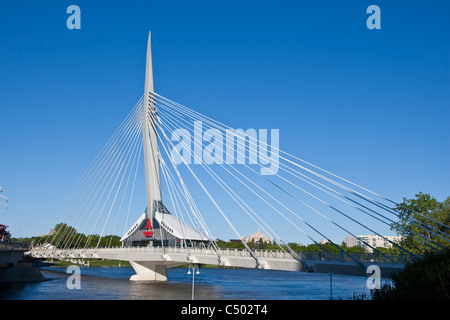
[0, 1, 449, 242]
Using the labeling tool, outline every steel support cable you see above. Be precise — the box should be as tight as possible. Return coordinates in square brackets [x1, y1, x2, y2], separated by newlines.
[157, 110, 349, 262]
[277, 160, 450, 246]
[156, 104, 409, 261]
[158, 110, 377, 262]
[122, 138, 142, 243]
[156, 121, 221, 254]
[160, 156, 191, 248]
[152, 95, 394, 212]
[153, 96, 390, 213]
[152, 94, 383, 195]
[161, 153, 214, 247]
[259, 169, 430, 257]
[57, 101, 143, 249]
[85, 113, 143, 250]
[150, 109, 217, 245]
[157, 131, 223, 261]
[67, 109, 142, 248]
[156, 104, 375, 245]
[96, 117, 144, 250]
[340, 188, 450, 243]
[157, 109, 367, 266]
[160, 155, 197, 252]
[157, 117, 259, 267]
[63, 104, 144, 251]
[156, 105, 422, 259]
[158, 113, 295, 258]
[34, 96, 143, 250]
[52, 102, 144, 252]
[280, 171, 449, 250]
[72, 105, 144, 251]
[69, 106, 143, 251]
[157, 109, 306, 249]
[163, 157, 216, 245]
[266, 176, 409, 262]
[160, 153, 221, 254]
[85, 109, 143, 250]
[158, 112, 278, 243]
[159, 146, 220, 253]
[152, 93, 449, 233]
[154, 96, 449, 248]
[37, 99, 143, 253]
[108, 138, 143, 248]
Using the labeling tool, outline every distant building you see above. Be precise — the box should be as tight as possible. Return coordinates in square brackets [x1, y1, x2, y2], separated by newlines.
[41, 229, 56, 237]
[243, 229, 272, 244]
[345, 234, 401, 252]
[345, 235, 358, 248]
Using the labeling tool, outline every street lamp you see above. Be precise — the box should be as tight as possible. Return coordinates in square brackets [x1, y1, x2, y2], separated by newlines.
[328, 267, 334, 300]
[187, 263, 200, 300]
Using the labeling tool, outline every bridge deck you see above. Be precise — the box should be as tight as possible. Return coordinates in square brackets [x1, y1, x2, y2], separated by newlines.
[30, 246, 406, 277]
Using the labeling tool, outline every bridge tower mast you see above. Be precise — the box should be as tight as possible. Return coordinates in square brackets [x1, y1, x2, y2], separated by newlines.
[121, 32, 209, 281]
[125, 32, 168, 281]
[142, 31, 162, 222]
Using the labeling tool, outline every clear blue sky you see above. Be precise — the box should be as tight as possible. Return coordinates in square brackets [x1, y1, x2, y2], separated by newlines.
[0, 1, 449, 242]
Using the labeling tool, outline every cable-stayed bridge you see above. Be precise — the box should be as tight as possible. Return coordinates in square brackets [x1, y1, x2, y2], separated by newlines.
[30, 32, 450, 281]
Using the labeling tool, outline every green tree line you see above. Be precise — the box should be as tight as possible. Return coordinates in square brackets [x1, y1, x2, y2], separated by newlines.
[14, 222, 122, 249]
[392, 192, 450, 254]
[371, 192, 450, 300]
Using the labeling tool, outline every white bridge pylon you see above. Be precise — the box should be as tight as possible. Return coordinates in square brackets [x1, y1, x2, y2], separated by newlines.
[120, 32, 211, 280]
[31, 32, 450, 282]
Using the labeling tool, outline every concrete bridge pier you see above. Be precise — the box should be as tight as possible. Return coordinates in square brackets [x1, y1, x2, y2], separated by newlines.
[129, 261, 168, 281]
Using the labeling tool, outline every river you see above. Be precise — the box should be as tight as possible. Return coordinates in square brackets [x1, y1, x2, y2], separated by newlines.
[0, 265, 376, 300]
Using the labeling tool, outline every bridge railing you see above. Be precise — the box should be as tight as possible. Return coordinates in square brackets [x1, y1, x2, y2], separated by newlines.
[31, 245, 412, 265]
[296, 250, 413, 265]
[122, 247, 411, 264]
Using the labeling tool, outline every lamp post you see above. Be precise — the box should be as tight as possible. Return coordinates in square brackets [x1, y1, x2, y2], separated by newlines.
[328, 267, 334, 300]
[187, 263, 200, 300]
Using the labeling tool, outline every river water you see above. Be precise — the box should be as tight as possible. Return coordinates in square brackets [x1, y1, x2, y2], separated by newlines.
[0, 266, 376, 300]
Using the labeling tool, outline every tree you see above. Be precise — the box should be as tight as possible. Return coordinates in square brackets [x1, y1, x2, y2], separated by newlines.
[372, 249, 450, 300]
[45, 223, 78, 248]
[392, 192, 450, 254]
